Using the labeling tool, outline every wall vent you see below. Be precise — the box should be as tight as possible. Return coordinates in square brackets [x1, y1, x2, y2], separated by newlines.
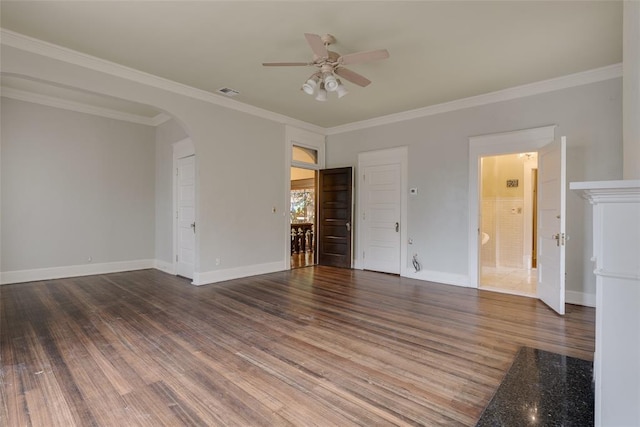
[216, 87, 240, 97]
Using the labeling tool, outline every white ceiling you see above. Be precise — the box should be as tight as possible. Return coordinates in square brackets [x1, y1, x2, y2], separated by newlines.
[0, 1, 622, 128]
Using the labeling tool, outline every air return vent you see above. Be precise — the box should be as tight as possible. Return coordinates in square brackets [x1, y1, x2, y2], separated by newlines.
[216, 87, 240, 97]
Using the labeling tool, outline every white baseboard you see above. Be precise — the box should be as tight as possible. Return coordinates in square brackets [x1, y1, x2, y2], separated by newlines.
[192, 261, 286, 286]
[0, 259, 156, 285]
[402, 269, 470, 287]
[154, 259, 175, 275]
[566, 290, 596, 307]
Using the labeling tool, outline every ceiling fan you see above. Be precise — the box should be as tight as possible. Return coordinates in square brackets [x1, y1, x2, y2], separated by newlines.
[262, 33, 389, 100]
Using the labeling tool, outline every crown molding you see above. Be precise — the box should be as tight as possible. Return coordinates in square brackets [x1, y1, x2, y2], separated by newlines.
[325, 63, 623, 135]
[0, 28, 325, 134]
[150, 113, 172, 126]
[0, 86, 171, 126]
[1, 29, 622, 136]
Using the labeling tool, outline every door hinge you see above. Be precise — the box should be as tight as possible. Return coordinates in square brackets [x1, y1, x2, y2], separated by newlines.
[176, 255, 178, 262]
[363, 251, 365, 259]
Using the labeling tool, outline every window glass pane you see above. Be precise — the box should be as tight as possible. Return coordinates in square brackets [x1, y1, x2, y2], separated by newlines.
[290, 189, 315, 223]
[290, 167, 315, 224]
[292, 145, 318, 164]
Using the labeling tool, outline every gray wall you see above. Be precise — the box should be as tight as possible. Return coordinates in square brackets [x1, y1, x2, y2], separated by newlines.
[326, 78, 623, 297]
[2, 44, 290, 278]
[1, 98, 156, 271]
[1, 43, 623, 298]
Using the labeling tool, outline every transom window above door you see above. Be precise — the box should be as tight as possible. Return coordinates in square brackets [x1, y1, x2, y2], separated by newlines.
[292, 145, 318, 165]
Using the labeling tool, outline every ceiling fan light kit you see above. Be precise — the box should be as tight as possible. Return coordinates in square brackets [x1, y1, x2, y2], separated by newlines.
[302, 75, 319, 95]
[336, 80, 349, 98]
[315, 83, 328, 102]
[263, 33, 389, 101]
[323, 73, 339, 92]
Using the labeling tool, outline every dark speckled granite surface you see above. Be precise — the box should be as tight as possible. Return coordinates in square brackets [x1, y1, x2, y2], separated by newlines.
[476, 347, 594, 427]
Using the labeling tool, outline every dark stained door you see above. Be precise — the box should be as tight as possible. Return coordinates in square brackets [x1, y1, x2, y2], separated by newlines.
[317, 167, 353, 268]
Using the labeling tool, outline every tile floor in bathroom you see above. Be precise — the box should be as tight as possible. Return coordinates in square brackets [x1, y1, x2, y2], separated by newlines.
[480, 266, 537, 297]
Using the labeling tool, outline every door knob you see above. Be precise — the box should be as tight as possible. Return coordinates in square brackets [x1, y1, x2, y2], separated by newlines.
[395, 222, 399, 232]
[345, 222, 351, 232]
[552, 233, 560, 246]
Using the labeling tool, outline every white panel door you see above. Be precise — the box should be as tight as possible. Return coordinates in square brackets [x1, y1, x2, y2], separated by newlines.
[362, 163, 401, 274]
[537, 136, 566, 315]
[177, 155, 195, 279]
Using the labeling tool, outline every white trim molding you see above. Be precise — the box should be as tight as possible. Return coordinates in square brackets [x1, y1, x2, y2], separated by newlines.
[1, 259, 155, 285]
[357, 146, 408, 276]
[192, 261, 285, 286]
[326, 63, 622, 135]
[403, 270, 470, 288]
[565, 290, 596, 308]
[284, 126, 326, 268]
[468, 125, 556, 289]
[1, 29, 622, 136]
[154, 259, 175, 275]
[173, 138, 196, 281]
[1, 86, 170, 126]
[1, 28, 324, 135]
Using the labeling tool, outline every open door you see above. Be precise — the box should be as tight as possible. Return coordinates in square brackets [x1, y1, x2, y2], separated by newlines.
[537, 136, 566, 315]
[317, 167, 353, 268]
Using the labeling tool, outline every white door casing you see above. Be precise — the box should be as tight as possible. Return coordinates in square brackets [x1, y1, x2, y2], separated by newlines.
[361, 164, 402, 274]
[357, 147, 407, 275]
[468, 125, 556, 288]
[284, 126, 325, 269]
[176, 156, 196, 279]
[537, 136, 567, 315]
[173, 138, 196, 281]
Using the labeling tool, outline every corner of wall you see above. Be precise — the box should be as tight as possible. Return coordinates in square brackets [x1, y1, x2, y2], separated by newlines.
[566, 290, 596, 308]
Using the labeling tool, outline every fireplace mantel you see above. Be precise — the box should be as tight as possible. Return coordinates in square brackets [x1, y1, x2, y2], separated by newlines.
[570, 179, 640, 427]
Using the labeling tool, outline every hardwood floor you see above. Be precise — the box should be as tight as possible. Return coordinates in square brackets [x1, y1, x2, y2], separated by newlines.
[0, 267, 594, 426]
[290, 251, 314, 269]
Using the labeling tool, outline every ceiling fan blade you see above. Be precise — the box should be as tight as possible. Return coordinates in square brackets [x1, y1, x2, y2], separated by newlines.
[335, 67, 371, 87]
[304, 33, 328, 59]
[339, 49, 390, 65]
[262, 62, 310, 66]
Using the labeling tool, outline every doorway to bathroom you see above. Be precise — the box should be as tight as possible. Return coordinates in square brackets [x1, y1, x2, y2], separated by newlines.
[479, 152, 538, 297]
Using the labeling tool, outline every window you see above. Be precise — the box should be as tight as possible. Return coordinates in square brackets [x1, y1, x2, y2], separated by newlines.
[290, 188, 315, 224]
[290, 168, 315, 224]
[292, 145, 318, 165]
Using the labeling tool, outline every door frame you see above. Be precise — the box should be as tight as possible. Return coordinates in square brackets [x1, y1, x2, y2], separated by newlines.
[285, 126, 325, 269]
[468, 125, 556, 288]
[356, 147, 408, 274]
[317, 167, 353, 268]
[522, 156, 538, 269]
[173, 137, 195, 282]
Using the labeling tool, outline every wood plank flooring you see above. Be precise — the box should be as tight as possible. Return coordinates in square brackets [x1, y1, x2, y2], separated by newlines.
[0, 267, 595, 426]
